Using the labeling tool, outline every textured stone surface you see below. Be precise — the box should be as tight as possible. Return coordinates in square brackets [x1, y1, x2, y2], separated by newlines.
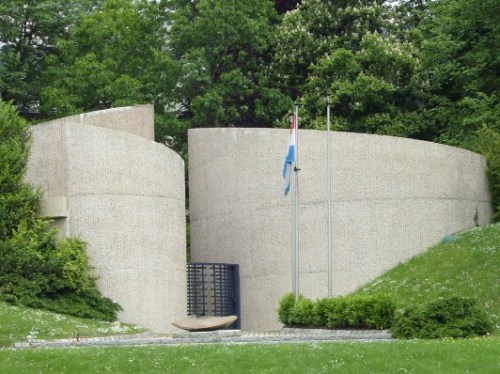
[188, 128, 493, 331]
[30, 104, 155, 141]
[26, 106, 186, 333]
[13, 329, 392, 349]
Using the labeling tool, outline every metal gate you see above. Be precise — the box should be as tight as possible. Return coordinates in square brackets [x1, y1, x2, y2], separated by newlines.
[187, 263, 240, 329]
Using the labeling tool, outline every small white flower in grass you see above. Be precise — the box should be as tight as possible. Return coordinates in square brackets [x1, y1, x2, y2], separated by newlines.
[26, 327, 39, 342]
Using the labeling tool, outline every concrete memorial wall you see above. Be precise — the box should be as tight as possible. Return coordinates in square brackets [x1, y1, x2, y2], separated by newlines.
[26, 105, 186, 333]
[25, 106, 492, 332]
[188, 128, 492, 331]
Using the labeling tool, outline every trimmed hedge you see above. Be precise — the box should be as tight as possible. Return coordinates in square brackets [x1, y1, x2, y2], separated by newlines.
[278, 293, 395, 330]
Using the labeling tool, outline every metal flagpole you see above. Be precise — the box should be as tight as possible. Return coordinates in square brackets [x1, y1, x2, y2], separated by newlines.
[294, 104, 300, 298]
[291, 112, 297, 298]
[326, 98, 333, 297]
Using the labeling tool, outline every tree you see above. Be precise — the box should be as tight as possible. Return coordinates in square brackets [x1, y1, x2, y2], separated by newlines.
[271, 0, 426, 136]
[38, 0, 185, 147]
[271, 0, 392, 100]
[415, 0, 499, 219]
[39, 0, 177, 116]
[169, 0, 292, 130]
[302, 32, 425, 136]
[0, 0, 102, 118]
[418, 0, 500, 143]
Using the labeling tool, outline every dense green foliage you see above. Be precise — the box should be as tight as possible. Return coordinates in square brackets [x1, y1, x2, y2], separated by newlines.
[278, 293, 395, 330]
[392, 296, 493, 339]
[0, 100, 120, 320]
[0, 99, 37, 237]
[1, 2, 498, 210]
[272, 0, 427, 137]
[170, 0, 291, 130]
[356, 223, 500, 333]
[0, 0, 103, 117]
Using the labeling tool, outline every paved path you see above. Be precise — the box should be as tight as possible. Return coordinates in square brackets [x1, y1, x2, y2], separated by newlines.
[14, 329, 393, 349]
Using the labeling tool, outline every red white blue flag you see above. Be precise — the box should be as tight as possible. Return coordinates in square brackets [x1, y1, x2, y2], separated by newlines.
[283, 114, 297, 196]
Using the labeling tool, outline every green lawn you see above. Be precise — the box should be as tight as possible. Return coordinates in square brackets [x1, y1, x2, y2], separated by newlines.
[0, 337, 499, 373]
[0, 302, 144, 347]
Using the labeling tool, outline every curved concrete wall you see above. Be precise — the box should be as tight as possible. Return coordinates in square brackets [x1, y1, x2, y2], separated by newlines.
[26, 105, 186, 333]
[188, 128, 492, 331]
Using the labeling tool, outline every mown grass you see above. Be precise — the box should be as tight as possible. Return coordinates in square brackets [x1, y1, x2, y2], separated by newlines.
[0, 337, 499, 373]
[354, 223, 500, 333]
[0, 302, 144, 347]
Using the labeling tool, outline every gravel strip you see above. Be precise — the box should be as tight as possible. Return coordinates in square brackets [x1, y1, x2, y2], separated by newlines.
[13, 329, 393, 349]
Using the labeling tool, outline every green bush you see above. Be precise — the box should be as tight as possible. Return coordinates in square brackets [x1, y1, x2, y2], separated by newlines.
[392, 296, 494, 339]
[0, 100, 121, 321]
[317, 296, 349, 328]
[313, 297, 339, 327]
[20, 290, 121, 322]
[0, 219, 122, 321]
[278, 293, 395, 329]
[322, 294, 395, 329]
[278, 293, 296, 326]
[290, 296, 315, 326]
[278, 293, 315, 326]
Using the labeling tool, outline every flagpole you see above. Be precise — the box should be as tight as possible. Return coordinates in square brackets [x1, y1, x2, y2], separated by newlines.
[291, 114, 297, 298]
[293, 104, 300, 299]
[326, 98, 333, 297]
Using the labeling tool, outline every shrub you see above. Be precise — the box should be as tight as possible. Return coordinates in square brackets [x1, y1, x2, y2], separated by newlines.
[278, 293, 296, 326]
[290, 295, 315, 326]
[0, 219, 122, 321]
[313, 297, 338, 327]
[278, 293, 315, 327]
[324, 294, 395, 329]
[0, 100, 121, 321]
[278, 293, 395, 329]
[363, 294, 396, 329]
[392, 296, 493, 339]
[321, 296, 349, 329]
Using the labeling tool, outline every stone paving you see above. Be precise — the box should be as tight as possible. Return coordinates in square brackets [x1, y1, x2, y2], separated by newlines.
[13, 329, 393, 349]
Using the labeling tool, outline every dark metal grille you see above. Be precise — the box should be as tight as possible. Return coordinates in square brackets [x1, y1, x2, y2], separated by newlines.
[187, 263, 240, 329]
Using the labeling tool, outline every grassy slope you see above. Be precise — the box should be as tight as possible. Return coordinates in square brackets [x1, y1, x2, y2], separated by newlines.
[354, 223, 500, 331]
[0, 302, 144, 347]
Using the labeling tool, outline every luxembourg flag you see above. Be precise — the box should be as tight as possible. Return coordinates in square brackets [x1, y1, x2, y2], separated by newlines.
[283, 114, 297, 196]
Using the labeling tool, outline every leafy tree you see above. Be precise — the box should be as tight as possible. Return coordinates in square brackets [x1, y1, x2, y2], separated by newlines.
[272, 0, 392, 100]
[0, 0, 103, 118]
[418, 0, 500, 143]
[39, 0, 177, 116]
[388, 0, 429, 41]
[271, 0, 426, 136]
[415, 0, 500, 218]
[0, 99, 121, 320]
[38, 0, 185, 148]
[169, 0, 292, 130]
[302, 32, 425, 136]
